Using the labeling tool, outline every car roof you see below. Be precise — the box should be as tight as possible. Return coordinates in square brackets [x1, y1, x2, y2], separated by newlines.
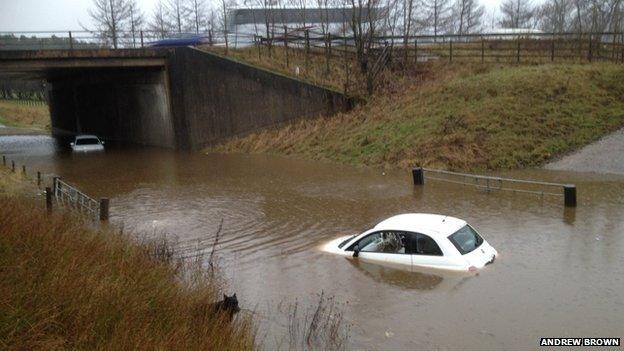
[75, 135, 99, 139]
[373, 213, 467, 240]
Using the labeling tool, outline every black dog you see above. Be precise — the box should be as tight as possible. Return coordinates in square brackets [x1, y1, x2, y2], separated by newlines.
[210, 293, 241, 321]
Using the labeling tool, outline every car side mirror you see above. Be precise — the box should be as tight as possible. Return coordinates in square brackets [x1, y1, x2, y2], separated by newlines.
[70, 142, 74, 146]
[353, 244, 360, 258]
[101, 141, 105, 145]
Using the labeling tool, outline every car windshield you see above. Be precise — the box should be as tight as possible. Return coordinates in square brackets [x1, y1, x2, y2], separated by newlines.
[448, 225, 484, 255]
[76, 138, 100, 145]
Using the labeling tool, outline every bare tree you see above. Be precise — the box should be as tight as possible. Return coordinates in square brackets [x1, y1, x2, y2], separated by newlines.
[499, 0, 536, 28]
[186, 0, 208, 34]
[127, 0, 144, 47]
[149, 0, 172, 39]
[537, 0, 573, 33]
[422, 0, 452, 40]
[453, 0, 485, 34]
[220, 0, 231, 53]
[86, 0, 133, 48]
[168, 0, 189, 33]
[403, 0, 416, 48]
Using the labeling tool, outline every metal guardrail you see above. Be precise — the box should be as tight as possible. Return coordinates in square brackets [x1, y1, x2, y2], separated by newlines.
[412, 167, 577, 207]
[53, 177, 99, 215]
[51, 177, 109, 221]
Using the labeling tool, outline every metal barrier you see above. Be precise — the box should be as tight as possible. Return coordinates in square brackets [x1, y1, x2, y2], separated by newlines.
[412, 167, 576, 207]
[1, 155, 110, 220]
[53, 177, 109, 220]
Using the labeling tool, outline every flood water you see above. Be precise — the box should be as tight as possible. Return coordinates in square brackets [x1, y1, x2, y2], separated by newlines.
[2, 135, 624, 350]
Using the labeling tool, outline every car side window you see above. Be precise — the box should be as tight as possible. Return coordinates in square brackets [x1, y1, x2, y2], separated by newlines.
[414, 233, 443, 256]
[356, 231, 407, 254]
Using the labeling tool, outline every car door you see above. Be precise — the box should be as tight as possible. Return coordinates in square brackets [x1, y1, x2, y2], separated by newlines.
[408, 232, 449, 269]
[352, 231, 412, 270]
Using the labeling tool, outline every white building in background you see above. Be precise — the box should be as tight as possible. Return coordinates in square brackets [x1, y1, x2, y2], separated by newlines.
[226, 7, 387, 48]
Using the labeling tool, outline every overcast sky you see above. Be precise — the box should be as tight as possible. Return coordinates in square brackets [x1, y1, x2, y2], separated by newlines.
[0, 0, 512, 32]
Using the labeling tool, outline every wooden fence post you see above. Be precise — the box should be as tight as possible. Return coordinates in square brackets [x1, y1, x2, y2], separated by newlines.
[11, 160, 15, 172]
[517, 38, 521, 63]
[140, 30, 144, 48]
[588, 34, 593, 62]
[283, 25, 289, 68]
[68, 31, 74, 50]
[305, 29, 310, 70]
[551, 35, 555, 62]
[52, 176, 59, 195]
[99, 198, 110, 221]
[414, 38, 418, 63]
[37, 171, 41, 187]
[449, 40, 453, 62]
[46, 187, 52, 213]
[2, 155, 5, 166]
[481, 36, 485, 63]
[22, 165, 26, 175]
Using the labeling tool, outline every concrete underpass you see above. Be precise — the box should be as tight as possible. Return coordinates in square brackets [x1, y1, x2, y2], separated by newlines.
[0, 48, 351, 150]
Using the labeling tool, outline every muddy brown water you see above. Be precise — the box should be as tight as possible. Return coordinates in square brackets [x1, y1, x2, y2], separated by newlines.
[2, 135, 624, 350]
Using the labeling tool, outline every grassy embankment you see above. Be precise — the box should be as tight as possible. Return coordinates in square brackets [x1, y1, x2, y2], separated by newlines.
[208, 50, 624, 170]
[0, 100, 50, 130]
[0, 166, 256, 350]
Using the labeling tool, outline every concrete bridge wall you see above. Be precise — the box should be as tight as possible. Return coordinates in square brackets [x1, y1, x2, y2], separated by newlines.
[167, 47, 351, 150]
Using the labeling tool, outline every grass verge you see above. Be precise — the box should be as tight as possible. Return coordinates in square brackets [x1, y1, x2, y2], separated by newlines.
[0, 100, 50, 130]
[210, 62, 624, 171]
[0, 166, 256, 350]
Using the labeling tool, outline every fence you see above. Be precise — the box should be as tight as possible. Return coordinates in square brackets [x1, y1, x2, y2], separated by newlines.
[1, 155, 109, 221]
[412, 167, 577, 207]
[256, 30, 624, 65]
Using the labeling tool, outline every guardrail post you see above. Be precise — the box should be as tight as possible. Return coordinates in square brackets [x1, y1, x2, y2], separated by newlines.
[46, 187, 53, 213]
[412, 167, 424, 185]
[69, 31, 74, 50]
[564, 185, 577, 207]
[37, 171, 41, 186]
[99, 198, 110, 221]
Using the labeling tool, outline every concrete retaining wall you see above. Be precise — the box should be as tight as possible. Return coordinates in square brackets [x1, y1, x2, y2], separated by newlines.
[167, 47, 351, 150]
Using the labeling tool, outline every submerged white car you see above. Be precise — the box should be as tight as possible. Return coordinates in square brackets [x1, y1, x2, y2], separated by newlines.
[70, 135, 105, 152]
[324, 214, 498, 272]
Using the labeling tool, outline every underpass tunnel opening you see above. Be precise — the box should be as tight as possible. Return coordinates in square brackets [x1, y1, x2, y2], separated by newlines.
[47, 66, 174, 148]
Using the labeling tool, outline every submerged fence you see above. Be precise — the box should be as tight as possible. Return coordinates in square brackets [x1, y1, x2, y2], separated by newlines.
[412, 167, 577, 207]
[1, 155, 109, 221]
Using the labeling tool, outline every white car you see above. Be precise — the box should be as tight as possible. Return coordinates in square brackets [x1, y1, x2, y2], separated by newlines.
[323, 214, 498, 272]
[70, 135, 105, 152]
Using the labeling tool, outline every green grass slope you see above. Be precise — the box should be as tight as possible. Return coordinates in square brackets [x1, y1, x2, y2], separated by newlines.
[212, 63, 624, 171]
